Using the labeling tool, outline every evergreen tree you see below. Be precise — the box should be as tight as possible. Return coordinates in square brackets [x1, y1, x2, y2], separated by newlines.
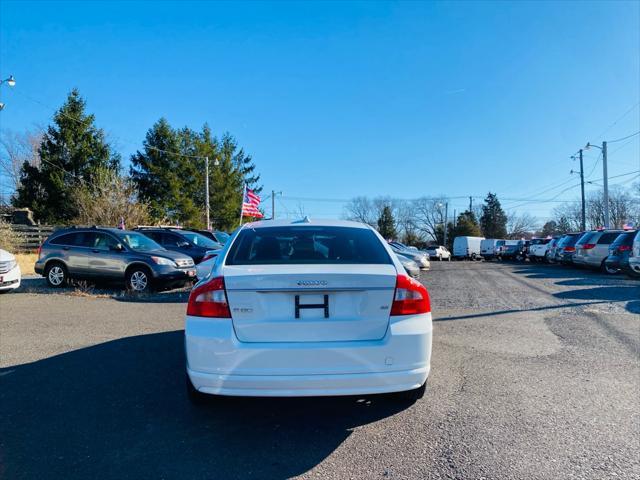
[377, 205, 397, 240]
[540, 220, 559, 237]
[480, 192, 507, 238]
[131, 120, 261, 230]
[453, 210, 482, 238]
[12, 89, 120, 223]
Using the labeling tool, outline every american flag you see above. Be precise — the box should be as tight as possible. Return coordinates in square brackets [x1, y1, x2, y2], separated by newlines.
[242, 187, 263, 218]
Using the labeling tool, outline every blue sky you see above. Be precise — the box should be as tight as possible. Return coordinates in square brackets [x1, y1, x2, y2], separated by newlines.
[1, 0, 638, 222]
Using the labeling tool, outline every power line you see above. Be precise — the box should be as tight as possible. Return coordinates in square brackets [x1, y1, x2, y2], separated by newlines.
[595, 101, 640, 140]
[607, 130, 640, 143]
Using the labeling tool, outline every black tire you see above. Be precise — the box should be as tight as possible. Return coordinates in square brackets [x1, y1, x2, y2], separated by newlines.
[603, 261, 619, 275]
[126, 266, 153, 293]
[395, 381, 427, 402]
[45, 262, 68, 288]
[186, 374, 211, 405]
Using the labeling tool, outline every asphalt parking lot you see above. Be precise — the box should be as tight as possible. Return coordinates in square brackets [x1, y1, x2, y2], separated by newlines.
[1, 262, 639, 480]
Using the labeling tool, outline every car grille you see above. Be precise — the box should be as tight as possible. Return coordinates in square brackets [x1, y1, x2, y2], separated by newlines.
[0, 261, 16, 274]
[176, 258, 194, 268]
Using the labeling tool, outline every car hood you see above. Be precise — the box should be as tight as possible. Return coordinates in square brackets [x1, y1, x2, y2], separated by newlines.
[0, 249, 16, 261]
[141, 249, 193, 263]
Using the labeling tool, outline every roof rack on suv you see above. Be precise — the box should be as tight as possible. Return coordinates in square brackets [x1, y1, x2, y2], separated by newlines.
[135, 225, 183, 230]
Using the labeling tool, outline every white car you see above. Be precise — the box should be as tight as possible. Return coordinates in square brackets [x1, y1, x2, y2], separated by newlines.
[195, 250, 221, 280]
[628, 230, 640, 276]
[425, 245, 451, 261]
[185, 219, 432, 401]
[0, 249, 21, 292]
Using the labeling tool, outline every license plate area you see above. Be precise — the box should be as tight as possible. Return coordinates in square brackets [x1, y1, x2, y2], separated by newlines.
[295, 294, 329, 319]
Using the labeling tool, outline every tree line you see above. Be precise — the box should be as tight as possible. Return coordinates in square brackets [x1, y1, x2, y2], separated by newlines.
[345, 188, 639, 248]
[3, 89, 261, 230]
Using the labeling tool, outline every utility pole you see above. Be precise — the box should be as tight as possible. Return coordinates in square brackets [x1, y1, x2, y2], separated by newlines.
[205, 156, 210, 230]
[579, 149, 586, 231]
[270, 190, 282, 220]
[443, 202, 449, 247]
[602, 141, 609, 228]
[272, 190, 275, 220]
[469, 196, 473, 212]
[453, 209, 457, 228]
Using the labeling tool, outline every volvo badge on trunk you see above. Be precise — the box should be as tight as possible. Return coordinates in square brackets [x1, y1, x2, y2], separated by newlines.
[297, 280, 328, 287]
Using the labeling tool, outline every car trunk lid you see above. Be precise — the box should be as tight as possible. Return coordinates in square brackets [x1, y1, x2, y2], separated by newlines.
[224, 264, 398, 342]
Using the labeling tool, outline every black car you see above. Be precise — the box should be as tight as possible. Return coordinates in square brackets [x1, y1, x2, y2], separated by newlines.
[34, 227, 196, 292]
[499, 241, 527, 262]
[556, 232, 584, 265]
[184, 228, 230, 246]
[604, 230, 637, 275]
[135, 228, 222, 264]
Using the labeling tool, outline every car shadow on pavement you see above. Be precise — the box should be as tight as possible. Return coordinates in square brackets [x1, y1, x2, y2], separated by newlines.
[553, 286, 640, 302]
[0, 331, 408, 480]
[511, 265, 607, 280]
[15, 277, 190, 304]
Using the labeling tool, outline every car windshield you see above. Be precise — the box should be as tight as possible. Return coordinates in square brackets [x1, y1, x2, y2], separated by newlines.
[180, 231, 220, 249]
[226, 226, 392, 265]
[118, 232, 162, 251]
[215, 231, 230, 244]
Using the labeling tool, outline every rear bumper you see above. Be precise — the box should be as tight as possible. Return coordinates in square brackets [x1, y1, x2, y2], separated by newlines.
[185, 313, 432, 397]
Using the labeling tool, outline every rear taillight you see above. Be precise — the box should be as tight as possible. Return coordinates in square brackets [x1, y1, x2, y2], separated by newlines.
[186, 277, 231, 318]
[390, 275, 431, 316]
[564, 246, 576, 252]
[582, 243, 596, 250]
[201, 252, 218, 263]
[619, 245, 632, 252]
[37, 244, 43, 259]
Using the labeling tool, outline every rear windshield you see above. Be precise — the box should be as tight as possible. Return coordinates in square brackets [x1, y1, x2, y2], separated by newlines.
[180, 231, 220, 249]
[226, 226, 392, 265]
[610, 232, 636, 247]
[576, 232, 595, 245]
[530, 238, 551, 245]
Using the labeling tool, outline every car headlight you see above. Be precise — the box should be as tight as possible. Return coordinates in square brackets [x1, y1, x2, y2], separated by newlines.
[151, 256, 177, 267]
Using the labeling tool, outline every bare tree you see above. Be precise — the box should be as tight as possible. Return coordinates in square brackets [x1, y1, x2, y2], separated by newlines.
[343, 196, 375, 225]
[552, 202, 582, 232]
[0, 129, 43, 198]
[73, 167, 151, 227]
[506, 212, 538, 239]
[412, 196, 448, 241]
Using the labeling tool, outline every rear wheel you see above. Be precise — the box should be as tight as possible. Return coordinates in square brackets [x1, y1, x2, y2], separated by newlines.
[45, 262, 68, 288]
[603, 261, 619, 275]
[126, 266, 153, 293]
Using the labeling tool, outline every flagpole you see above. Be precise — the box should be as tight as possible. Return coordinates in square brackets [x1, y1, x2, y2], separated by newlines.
[239, 183, 246, 226]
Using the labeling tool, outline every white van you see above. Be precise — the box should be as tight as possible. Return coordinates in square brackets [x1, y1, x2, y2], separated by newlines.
[480, 239, 505, 259]
[453, 236, 484, 260]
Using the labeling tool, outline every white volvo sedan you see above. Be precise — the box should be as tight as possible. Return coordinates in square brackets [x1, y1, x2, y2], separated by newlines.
[185, 219, 432, 402]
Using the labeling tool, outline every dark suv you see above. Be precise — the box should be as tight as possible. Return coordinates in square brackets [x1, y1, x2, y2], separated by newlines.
[135, 228, 221, 264]
[35, 227, 196, 292]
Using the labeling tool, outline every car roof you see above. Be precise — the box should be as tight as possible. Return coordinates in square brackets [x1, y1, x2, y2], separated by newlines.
[51, 226, 135, 236]
[241, 218, 372, 230]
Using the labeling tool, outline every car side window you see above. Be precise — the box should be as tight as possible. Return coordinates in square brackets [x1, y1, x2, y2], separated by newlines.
[93, 233, 119, 250]
[597, 233, 619, 244]
[49, 232, 79, 246]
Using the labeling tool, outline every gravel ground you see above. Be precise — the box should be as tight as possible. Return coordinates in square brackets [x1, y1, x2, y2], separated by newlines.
[0, 261, 638, 479]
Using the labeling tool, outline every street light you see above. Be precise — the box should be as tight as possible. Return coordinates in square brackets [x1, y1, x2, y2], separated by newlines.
[0, 75, 16, 111]
[584, 141, 609, 228]
[0, 75, 16, 87]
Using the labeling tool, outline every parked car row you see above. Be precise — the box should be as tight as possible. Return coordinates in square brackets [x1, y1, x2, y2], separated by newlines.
[450, 230, 639, 278]
[547, 229, 639, 277]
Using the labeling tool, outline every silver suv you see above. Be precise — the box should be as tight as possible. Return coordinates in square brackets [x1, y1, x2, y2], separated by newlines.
[35, 227, 196, 292]
[572, 229, 623, 270]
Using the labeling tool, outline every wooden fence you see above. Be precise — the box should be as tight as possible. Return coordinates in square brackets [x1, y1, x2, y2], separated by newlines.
[10, 225, 56, 252]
